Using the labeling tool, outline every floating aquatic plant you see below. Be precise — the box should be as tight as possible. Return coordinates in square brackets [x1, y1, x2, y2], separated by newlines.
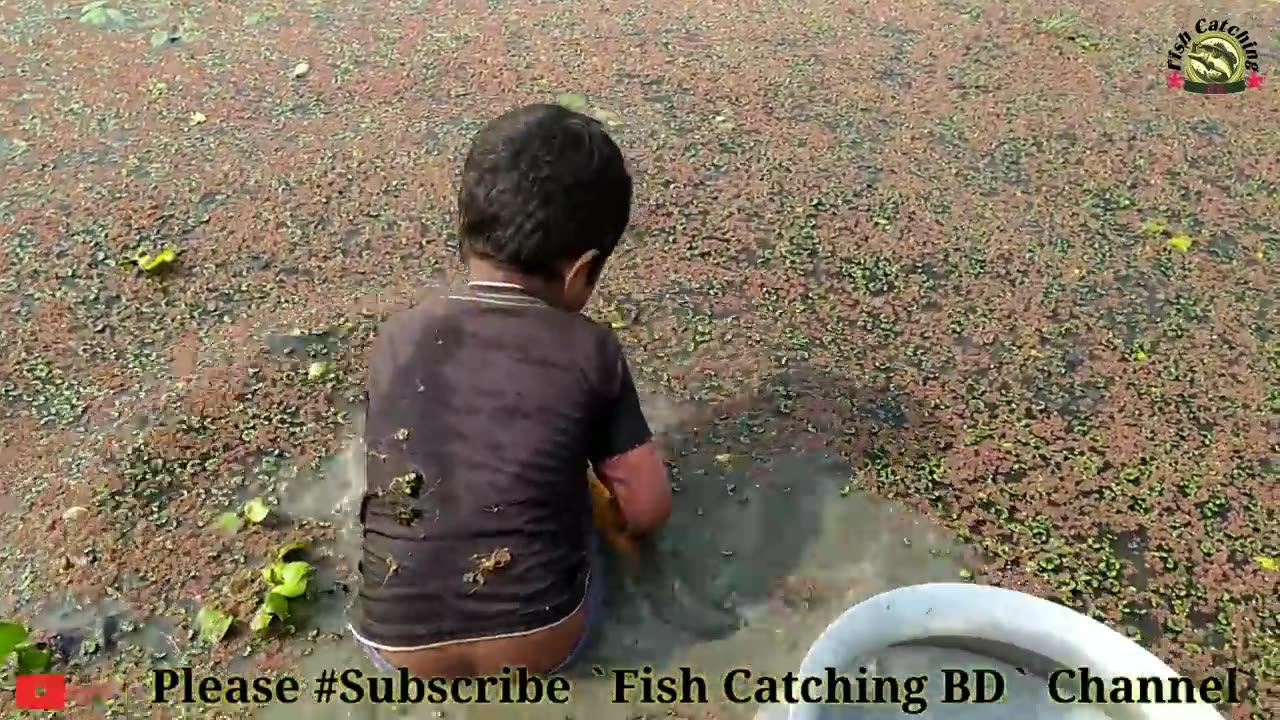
[213, 497, 270, 536]
[252, 543, 312, 635]
[79, 1, 125, 28]
[307, 360, 332, 381]
[121, 246, 177, 273]
[195, 606, 233, 644]
[242, 497, 270, 523]
[0, 621, 52, 674]
[1140, 218, 1167, 235]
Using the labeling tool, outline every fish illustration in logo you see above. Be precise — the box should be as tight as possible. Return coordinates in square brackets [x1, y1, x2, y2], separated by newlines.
[1186, 36, 1241, 82]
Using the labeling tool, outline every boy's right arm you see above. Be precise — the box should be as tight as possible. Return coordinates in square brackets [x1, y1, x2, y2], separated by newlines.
[588, 336, 672, 536]
[594, 441, 671, 536]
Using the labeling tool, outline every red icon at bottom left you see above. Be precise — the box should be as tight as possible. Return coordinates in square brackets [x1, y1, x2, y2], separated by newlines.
[15, 674, 68, 711]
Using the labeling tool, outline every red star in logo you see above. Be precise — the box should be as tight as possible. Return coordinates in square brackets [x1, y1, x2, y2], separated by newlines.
[1166, 71, 1184, 89]
[1246, 71, 1264, 89]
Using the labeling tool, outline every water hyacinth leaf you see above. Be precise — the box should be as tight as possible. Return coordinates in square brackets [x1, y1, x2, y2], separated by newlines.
[215, 512, 243, 535]
[556, 94, 588, 112]
[244, 12, 266, 26]
[242, 497, 270, 523]
[262, 562, 283, 586]
[263, 591, 291, 619]
[250, 607, 275, 635]
[15, 645, 52, 674]
[1256, 555, 1278, 572]
[195, 606, 233, 644]
[0, 622, 29, 657]
[277, 540, 307, 561]
[1168, 235, 1193, 252]
[274, 561, 312, 598]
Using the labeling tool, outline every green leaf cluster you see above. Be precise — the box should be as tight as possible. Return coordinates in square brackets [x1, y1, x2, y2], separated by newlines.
[252, 542, 312, 635]
[0, 621, 52, 674]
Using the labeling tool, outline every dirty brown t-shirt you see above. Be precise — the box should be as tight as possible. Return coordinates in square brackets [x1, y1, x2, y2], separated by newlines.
[350, 284, 652, 649]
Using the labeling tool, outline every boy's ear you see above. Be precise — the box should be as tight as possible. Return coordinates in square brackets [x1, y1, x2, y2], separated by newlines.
[562, 249, 601, 311]
[565, 249, 600, 285]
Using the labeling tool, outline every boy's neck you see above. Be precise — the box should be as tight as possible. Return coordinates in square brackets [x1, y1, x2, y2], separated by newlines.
[465, 258, 563, 307]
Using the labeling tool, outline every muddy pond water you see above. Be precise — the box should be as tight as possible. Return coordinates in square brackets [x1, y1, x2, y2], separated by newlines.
[27, 390, 975, 720]
[248, 395, 975, 720]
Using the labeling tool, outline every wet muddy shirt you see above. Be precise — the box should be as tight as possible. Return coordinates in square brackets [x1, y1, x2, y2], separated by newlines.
[350, 283, 652, 649]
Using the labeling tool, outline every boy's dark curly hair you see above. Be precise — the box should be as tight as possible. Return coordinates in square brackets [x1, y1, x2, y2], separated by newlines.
[457, 103, 633, 282]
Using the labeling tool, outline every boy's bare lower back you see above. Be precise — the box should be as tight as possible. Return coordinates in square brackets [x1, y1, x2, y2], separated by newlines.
[377, 603, 589, 677]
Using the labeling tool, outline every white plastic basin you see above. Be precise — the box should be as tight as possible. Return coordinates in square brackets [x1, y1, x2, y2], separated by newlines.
[788, 583, 1226, 720]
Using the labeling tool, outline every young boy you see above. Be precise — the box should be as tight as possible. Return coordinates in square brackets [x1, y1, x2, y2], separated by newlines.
[349, 103, 673, 677]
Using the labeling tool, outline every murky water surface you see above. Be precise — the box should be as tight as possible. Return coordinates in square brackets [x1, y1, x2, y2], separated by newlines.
[17, 390, 999, 718]
[246, 395, 973, 719]
[14, 348, 1103, 720]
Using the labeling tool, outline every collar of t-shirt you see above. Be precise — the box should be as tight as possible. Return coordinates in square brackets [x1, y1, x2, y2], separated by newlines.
[448, 281, 547, 307]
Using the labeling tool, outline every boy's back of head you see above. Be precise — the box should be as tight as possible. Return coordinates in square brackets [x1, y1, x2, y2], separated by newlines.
[457, 103, 633, 285]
